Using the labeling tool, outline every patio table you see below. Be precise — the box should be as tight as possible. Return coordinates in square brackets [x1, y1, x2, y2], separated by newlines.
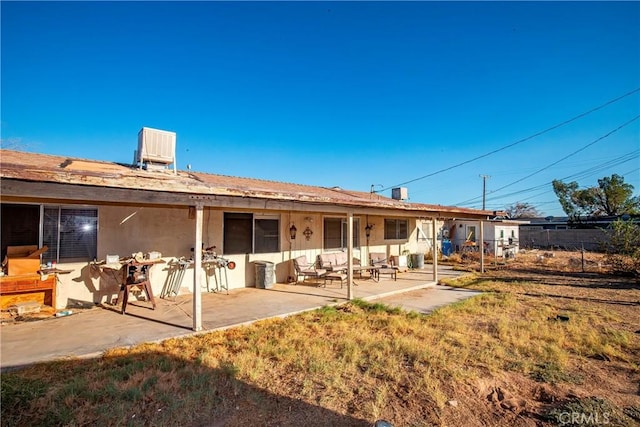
[353, 265, 380, 282]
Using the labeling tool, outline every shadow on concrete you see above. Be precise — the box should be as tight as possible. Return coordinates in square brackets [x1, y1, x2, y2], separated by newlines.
[100, 304, 194, 331]
[266, 288, 347, 301]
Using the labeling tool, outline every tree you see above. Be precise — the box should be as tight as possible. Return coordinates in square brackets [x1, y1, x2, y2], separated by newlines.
[505, 202, 542, 218]
[593, 174, 640, 216]
[553, 174, 640, 220]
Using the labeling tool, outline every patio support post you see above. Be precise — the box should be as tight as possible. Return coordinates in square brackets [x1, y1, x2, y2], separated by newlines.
[432, 218, 438, 283]
[479, 219, 485, 274]
[347, 211, 354, 300]
[193, 203, 204, 331]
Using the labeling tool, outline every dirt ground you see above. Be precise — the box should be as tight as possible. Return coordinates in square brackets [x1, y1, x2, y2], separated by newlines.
[2, 250, 639, 426]
[437, 249, 640, 427]
[188, 250, 639, 427]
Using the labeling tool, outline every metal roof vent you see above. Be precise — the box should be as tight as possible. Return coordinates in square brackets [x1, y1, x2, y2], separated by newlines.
[135, 127, 177, 174]
[391, 187, 408, 200]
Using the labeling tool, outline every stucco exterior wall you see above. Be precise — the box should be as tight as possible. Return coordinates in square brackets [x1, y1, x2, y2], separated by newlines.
[47, 207, 434, 309]
[55, 205, 193, 308]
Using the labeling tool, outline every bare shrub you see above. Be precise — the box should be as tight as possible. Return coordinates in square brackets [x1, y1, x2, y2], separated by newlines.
[603, 219, 640, 277]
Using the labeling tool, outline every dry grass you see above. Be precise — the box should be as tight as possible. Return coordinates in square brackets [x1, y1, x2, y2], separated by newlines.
[2, 251, 639, 426]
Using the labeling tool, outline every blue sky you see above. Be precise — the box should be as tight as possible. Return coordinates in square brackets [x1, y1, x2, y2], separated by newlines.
[2, 1, 639, 217]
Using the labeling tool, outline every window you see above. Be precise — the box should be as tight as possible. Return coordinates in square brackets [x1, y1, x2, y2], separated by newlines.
[223, 213, 252, 254]
[384, 219, 408, 240]
[42, 207, 98, 263]
[323, 217, 360, 250]
[466, 225, 477, 242]
[1, 203, 98, 264]
[254, 215, 279, 253]
[223, 213, 280, 255]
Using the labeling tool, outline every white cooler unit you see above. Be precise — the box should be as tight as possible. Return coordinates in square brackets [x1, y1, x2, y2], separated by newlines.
[135, 127, 177, 173]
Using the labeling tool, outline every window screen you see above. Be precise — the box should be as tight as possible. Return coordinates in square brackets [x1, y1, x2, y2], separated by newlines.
[223, 213, 280, 255]
[223, 213, 252, 255]
[43, 207, 98, 263]
[384, 219, 408, 240]
[255, 217, 279, 254]
[323, 218, 341, 249]
[323, 217, 359, 250]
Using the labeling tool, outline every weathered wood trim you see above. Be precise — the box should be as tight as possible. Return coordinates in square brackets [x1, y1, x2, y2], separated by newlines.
[1, 179, 491, 220]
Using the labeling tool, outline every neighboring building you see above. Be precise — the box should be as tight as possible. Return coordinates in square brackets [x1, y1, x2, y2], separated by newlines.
[1, 145, 496, 312]
[443, 218, 525, 257]
[519, 216, 571, 230]
[520, 215, 640, 230]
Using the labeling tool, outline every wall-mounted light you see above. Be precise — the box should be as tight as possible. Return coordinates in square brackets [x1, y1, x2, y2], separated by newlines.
[289, 224, 297, 240]
[303, 226, 313, 241]
[365, 224, 373, 239]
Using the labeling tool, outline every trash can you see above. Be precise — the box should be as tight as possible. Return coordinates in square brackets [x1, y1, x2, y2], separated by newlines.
[254, 261, 274, 289]
[411, 253, 425, 269]
[442, 240, 453, 256]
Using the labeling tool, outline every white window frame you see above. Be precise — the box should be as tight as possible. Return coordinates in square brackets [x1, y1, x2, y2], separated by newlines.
[323, 217, 360, 250]
[223, 212, 281, 255]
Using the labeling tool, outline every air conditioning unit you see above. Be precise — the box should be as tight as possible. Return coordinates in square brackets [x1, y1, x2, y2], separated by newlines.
[136, 127, 177, 173]
[391, 187, 408, 201]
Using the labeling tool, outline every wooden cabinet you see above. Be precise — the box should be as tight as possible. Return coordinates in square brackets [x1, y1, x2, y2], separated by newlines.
[0, 274, 56, 309]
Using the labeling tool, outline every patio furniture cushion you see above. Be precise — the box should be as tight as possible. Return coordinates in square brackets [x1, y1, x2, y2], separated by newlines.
[317, 252, 346, 271]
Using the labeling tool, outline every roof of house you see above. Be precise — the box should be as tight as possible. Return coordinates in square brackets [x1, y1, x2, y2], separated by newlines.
[450, 217, 529, 225]
[1, 149, 497, 218]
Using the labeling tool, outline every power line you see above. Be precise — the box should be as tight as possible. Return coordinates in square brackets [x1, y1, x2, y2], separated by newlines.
[376, 87, 640, 193]
[459, 149, 639, 206]
[455, 116, 640, 205]
[466, 163, 639, 211]
[479, 117, 638, 202]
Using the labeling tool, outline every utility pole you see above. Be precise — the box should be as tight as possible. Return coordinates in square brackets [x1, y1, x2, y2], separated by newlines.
[480, 175, 490, 210]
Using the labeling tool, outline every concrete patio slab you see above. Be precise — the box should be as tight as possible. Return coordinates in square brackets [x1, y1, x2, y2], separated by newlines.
[1, 265, 477, 370]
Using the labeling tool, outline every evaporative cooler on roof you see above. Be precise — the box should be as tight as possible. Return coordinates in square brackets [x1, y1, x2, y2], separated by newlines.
[136, 127, 177, 174]
[392, 187, 408, 201]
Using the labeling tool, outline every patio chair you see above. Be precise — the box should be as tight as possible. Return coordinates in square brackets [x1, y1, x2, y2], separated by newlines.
[293, 255, 326, 285]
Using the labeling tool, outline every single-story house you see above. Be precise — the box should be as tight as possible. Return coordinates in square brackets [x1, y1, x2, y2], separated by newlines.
[1, 139, 497, 330]
[519, 215, 640, 230]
